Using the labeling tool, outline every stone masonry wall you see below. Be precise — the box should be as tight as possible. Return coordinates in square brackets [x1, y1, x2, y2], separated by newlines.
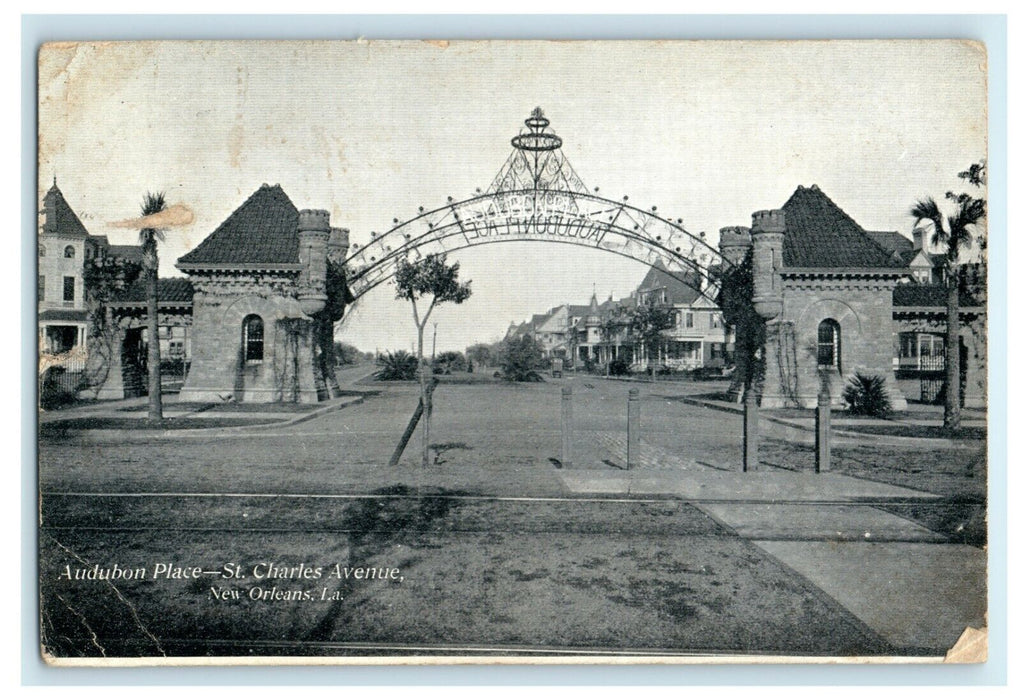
[760, 275, 907, 410]
[179, 272, 319, 404]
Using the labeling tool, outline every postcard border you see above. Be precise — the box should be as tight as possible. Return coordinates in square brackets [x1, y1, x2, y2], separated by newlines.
[21, 13, 1008, 686]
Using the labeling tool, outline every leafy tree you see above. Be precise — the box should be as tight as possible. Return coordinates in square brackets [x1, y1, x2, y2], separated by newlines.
[598, 310, 630, 376]
[717, 249, 766, 400]
[334, 341, 368, 366]
[629, 302, 672, 381]
[500, 334, 545, 382]
[466, 343, 494, 369]
[313, 260, 355, 396]
[567, 323, 584, 370]
[138, 192, 167, 423]
[393, 253, 472, 465]
[910, 161, 986, 430]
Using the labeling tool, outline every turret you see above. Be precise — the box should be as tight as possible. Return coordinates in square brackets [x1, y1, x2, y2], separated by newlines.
[328, 227, 350, 264]
[750, 210, 785, 320]
[719, 226, 752, 267]
[41, 184, 60, 233]
[586, 292, 600, 328]
[297, 209, 331, 316]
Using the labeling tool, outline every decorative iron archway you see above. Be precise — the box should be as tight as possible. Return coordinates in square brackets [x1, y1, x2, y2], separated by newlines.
[342, 108, 728, 308]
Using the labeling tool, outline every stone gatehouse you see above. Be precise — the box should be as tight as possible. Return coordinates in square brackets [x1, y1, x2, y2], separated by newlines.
[720, 185, 909, 410]
[176, 184, 348, 403]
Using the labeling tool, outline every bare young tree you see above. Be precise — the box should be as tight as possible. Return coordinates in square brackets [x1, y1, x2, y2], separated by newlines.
[394, 253, 472, 466]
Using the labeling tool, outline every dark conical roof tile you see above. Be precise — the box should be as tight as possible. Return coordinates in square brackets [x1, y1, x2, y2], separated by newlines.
[780, 186, 904, 269]
[178, 184, 300, 267]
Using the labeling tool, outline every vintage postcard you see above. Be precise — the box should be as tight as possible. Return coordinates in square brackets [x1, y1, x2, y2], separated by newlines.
[36, 39, 989, 664]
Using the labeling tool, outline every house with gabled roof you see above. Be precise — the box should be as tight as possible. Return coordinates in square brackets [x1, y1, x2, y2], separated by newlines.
[632, 260, 728, 371]
[720, 184, 909, 409]
[175, 184, 349, 403]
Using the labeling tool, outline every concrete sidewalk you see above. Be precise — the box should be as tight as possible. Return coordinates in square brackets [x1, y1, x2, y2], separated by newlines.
[556, 462, 983, 656]
[757, 540, 985, 654]
[557, 466, 939, 502]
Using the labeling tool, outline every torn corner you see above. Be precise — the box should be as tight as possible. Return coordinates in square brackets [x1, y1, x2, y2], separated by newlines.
[944, 626, 987, 663]
[40, 643, 59, 666]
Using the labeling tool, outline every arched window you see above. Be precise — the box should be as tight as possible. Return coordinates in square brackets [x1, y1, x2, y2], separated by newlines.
[242, 315, 264, 363]
[64, 245, 75, 258]
[817, 319, 841, 370]
[38, 244, 46, 258]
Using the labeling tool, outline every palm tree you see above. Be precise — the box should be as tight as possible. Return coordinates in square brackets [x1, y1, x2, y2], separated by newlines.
[910, 185, 985, 431]
[139, 191, 167, 422]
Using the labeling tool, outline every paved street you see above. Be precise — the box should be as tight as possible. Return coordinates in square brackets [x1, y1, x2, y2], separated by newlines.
[38, 375, 987, 658]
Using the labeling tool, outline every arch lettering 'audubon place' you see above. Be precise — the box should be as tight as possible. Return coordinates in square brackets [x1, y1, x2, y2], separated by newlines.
[341, 108, 728, 309]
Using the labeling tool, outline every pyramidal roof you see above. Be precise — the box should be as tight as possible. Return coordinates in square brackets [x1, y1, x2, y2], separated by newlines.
[867, 230, 914, 260]
[178, 184, 301, 269]
[41, 183, 90, 238]
[636, 259, 701, 305]
[780, 185, 905, 269]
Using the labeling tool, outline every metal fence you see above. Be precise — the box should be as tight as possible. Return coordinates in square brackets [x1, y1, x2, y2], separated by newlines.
[39, 354, 88, 408]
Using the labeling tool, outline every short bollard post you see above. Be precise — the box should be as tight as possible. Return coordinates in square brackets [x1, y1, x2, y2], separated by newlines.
[627, 388, 641, 470]
[561, 386, 573, 469]
[743, 385, 758, 472]
[815, 377, 831, 473]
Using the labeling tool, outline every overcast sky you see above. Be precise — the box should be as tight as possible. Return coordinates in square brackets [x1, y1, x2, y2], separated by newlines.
[38, 40, 987, 352]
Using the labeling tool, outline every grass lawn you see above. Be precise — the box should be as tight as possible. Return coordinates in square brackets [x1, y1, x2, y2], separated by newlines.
[40, 491, 886, 657]
[39, 378, 986, 500]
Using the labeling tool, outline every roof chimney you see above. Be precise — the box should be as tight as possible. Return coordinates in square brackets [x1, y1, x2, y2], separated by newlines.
[912, 227, 926, 253]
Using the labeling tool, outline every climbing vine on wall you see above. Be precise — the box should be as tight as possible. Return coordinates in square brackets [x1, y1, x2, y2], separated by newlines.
[80, 256, 143, 392]
[774, 321, 801, 408]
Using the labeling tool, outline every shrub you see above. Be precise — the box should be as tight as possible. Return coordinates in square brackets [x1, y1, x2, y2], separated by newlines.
[434, 351, 467, 375]
[842, 371, 892, 418]
[500, 335, 545, 382]
[690, 366, 721, 381]
[373, 350, 418, 381]
[608, 358, 631, 376]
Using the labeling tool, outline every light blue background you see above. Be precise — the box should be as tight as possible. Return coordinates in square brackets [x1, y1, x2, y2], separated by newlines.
[22, 13, 1007, 686]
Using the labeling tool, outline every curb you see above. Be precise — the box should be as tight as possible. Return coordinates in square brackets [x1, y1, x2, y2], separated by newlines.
[676, 395, 983, 449]
[41, 395, 367, 441]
